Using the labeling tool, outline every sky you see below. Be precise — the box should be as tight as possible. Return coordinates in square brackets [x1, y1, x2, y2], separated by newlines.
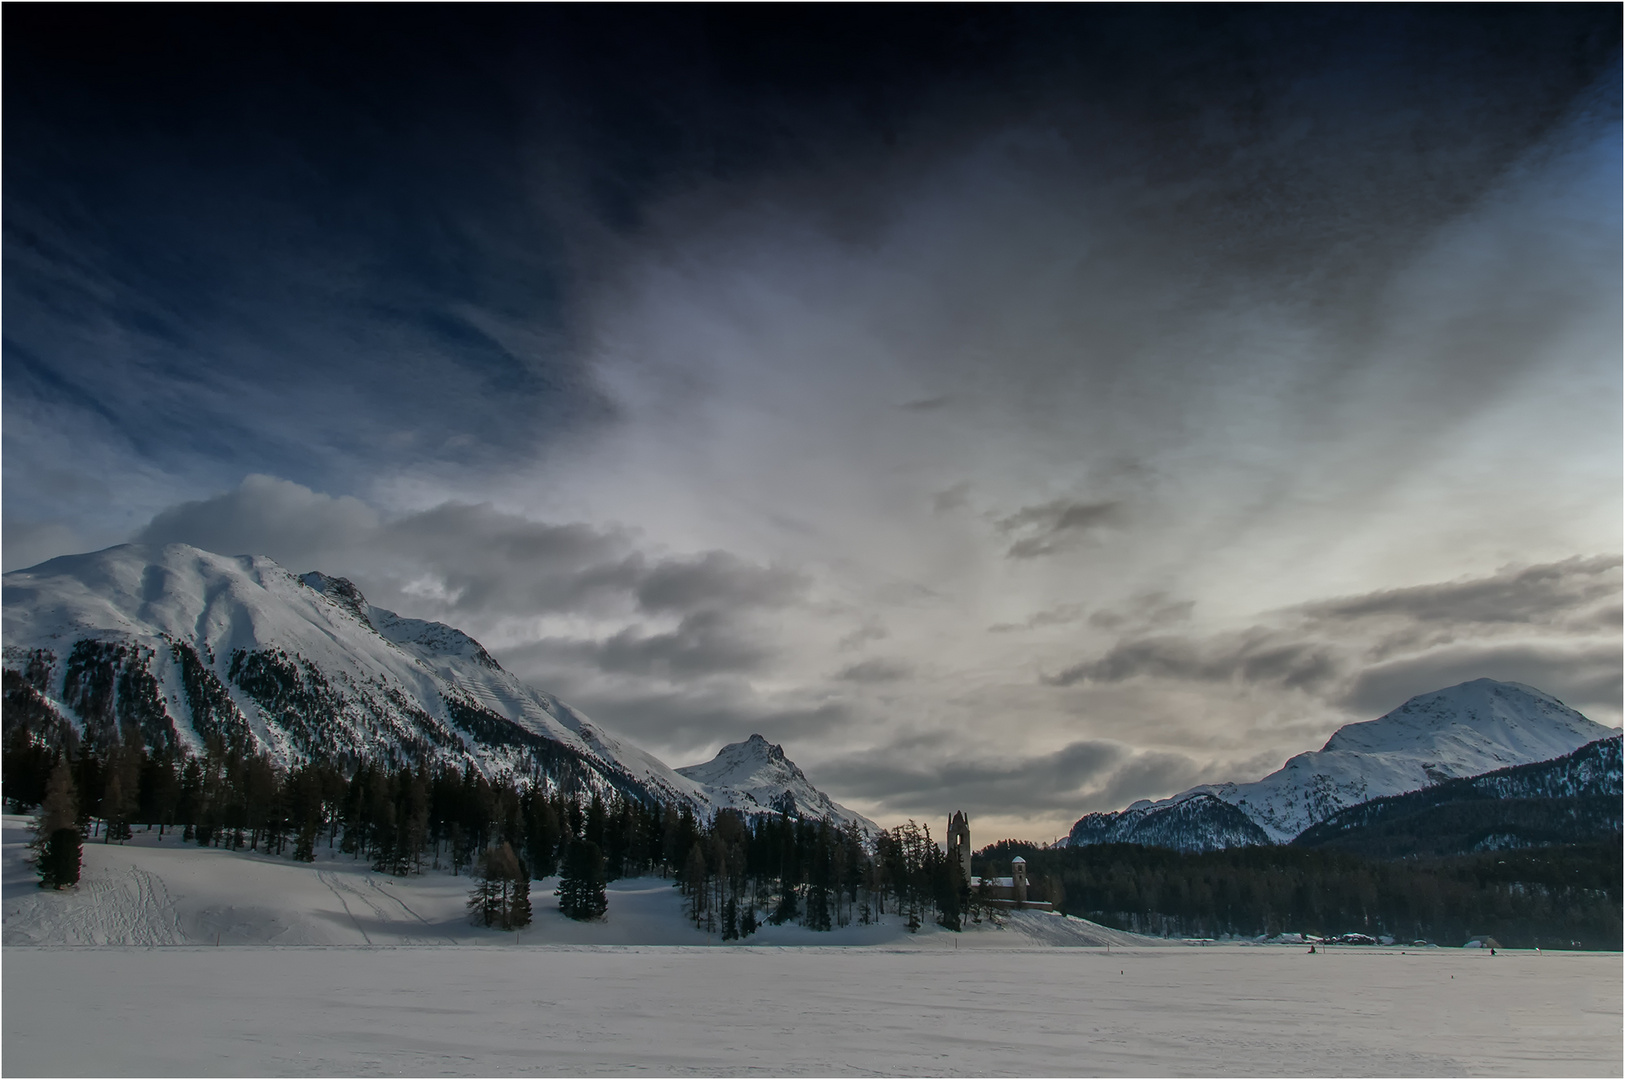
[5, 6, 1621, 840]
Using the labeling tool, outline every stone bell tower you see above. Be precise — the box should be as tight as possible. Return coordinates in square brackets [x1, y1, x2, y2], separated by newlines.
[1011, 855, 1029, 905]
[946, 811, 971, 882]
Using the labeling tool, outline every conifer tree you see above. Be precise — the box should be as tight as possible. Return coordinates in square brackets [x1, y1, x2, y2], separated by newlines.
[558, 838, 608, 921]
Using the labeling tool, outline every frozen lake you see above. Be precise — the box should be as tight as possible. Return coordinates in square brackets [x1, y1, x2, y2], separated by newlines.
[5, 946, 1621, 1076]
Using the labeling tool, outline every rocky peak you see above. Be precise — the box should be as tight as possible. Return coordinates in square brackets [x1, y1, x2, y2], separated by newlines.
[299, 572, 371, 626]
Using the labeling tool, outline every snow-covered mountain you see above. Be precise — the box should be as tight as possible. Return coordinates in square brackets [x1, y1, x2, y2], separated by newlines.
[1293, 735, 1622, 856]
[1065, 793, 1271, 852]
[1064, 679, 1619, 849]
[677, 734, 879, 835]
[1, 543, 874, 822]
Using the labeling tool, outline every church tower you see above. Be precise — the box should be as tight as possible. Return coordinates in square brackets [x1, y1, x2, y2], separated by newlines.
[946, 811, 971, 882]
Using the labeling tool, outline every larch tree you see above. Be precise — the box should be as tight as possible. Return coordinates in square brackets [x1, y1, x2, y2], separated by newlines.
[35, 759, 82, 890]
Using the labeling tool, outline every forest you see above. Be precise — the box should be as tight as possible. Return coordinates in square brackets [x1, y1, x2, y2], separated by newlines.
[974, 839, 1622, 950]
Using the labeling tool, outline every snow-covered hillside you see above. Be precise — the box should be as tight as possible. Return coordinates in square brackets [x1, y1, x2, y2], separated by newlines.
[677, 734, 879, 835]
[1, 544, 709, 809]
[0, 814, 1147, 948]
[1066, 679, 1620, 848]
[1065, 793, 1272, 852]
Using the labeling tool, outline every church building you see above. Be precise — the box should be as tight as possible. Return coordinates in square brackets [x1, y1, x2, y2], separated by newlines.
[947, 811, 1053, 911]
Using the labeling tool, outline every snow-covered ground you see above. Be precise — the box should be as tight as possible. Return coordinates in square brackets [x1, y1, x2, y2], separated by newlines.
[5, 817, 1621, 1076]
[6, 944, 1619, 1076]
[1, 816, 1147, 948]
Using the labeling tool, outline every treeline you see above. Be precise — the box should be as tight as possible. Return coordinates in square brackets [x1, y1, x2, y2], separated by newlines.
[670, 816, 986, 939]
[975, 840, 1623, 950]
[3, 722, 984, 935]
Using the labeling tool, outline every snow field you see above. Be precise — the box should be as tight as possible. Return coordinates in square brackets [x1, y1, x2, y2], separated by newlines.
[5, 945, 1619, 1076]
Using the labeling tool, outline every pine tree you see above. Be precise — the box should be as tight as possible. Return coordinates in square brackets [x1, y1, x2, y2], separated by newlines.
[511, 869, 532, 929]
[35, 760, 82, 890]
[558, 839, 608, 921]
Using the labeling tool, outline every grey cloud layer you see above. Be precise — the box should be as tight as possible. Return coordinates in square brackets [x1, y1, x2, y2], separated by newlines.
[817, 739, 1211, 827]
[1045, 557, 1622, 718]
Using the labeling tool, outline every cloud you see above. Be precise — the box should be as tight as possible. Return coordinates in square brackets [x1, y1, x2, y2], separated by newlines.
[557, 611, 777, 680]
[1044, 557, 1622, 721]
[1045, 631, 1341, 694]
[989, 603, 1086, 633]
[631, 551, 806, 614]
[817, 738, 1211, 821]
[1302, 555, 1622, 627]
[133, 474, 808, 681]
[137, 474, 383, 567]
[996, 499, 1121, 559]
[834, 658, 913, 683]
[1087, 593, 1195, 632]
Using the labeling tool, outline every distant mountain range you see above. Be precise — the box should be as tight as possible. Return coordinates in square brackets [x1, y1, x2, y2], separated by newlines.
[1063, 679, 1620, 853]
[2, 543, 870, 830]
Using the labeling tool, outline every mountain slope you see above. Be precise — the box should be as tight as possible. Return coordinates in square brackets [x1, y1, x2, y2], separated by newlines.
[1064, 679, 1618, 850]
[1064, 793, 1271, 853]
[676, 734, 879, 835]
[2, 543, 708, 809]
[1292, 736, 1623, 857]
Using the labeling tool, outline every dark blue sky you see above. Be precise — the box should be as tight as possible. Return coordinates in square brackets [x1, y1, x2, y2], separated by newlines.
[5, 6, 1620, 834]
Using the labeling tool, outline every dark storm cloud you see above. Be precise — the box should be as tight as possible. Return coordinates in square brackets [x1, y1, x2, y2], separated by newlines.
[1047, 557, 1622, 716]
[997, 499, 1121, 559]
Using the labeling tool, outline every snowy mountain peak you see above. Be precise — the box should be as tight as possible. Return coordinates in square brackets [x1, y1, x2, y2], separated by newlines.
[2, 542, 710, 812]
[677, 735, 878, 835]
[751, 732, 786, 759]
[1065, 678, 1616, 849]
[1320, 679, 1605, 758]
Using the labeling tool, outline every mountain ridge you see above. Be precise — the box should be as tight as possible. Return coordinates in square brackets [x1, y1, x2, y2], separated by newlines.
[1063, 679, 1618, 852]
[2, 543, 866, 829]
